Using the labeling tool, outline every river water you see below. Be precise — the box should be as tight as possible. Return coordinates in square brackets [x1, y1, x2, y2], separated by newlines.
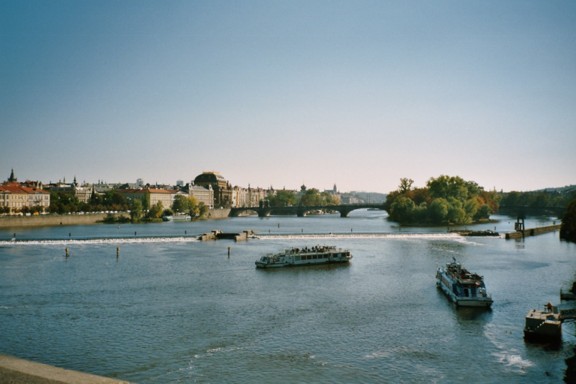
[1, 210, 575, 383]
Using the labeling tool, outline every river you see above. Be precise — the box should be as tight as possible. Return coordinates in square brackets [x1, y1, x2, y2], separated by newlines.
[1, 210, 575, 383]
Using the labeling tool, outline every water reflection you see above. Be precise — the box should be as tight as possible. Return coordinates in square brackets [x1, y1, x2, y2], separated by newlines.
[1, 212, 574, 383]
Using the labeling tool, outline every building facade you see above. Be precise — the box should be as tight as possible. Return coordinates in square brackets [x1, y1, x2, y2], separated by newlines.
[119, 188, 177, 210]
[188, 185, 214, 209]
[0, 182, 50, 213]
[231, 186, 268, 208]
[193, 172, 233, 208]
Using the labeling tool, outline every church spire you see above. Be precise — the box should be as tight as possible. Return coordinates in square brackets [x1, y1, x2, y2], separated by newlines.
[8, 169, 16, 182]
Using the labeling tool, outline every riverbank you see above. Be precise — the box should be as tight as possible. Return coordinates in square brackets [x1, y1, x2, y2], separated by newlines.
[0, 213, 111, 228]
[0, 209, 232, 229]
[0, 354, 131, 384]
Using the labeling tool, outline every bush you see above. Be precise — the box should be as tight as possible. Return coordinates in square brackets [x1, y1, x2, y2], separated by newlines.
[560, 199, 576, 243]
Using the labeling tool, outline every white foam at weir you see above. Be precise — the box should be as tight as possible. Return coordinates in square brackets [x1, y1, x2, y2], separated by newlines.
[1, 236, 199, 246]
[257, 232, 464, 241]
[1, 232, 471, 246]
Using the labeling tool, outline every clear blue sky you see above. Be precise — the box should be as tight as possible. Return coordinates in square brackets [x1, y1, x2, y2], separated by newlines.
[1, 0, 575, 193]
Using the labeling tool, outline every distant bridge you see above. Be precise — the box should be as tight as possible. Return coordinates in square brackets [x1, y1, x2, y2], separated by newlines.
[229, 204, 385, 218]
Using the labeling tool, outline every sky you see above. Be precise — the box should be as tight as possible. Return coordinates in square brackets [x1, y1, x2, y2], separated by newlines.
[1, 0, 575, 193]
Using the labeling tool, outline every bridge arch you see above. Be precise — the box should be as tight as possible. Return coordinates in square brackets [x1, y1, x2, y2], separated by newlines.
[229, 204, 384, 218]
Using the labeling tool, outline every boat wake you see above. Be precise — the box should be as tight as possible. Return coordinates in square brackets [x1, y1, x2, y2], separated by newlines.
[484, 324, 534, 373]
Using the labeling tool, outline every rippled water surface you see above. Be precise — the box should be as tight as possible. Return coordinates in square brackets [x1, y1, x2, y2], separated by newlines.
[1, 211, 575, 383]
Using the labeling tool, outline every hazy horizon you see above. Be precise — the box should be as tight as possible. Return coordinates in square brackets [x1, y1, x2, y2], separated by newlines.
[2, 1, 575, 194]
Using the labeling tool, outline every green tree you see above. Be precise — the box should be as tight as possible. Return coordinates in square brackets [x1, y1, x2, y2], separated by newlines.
[560, 199, 576, 243]
[475, 204, 491, 221]
[300, 188, 323, 206]
[172, 194, 191, 213]
[104, 190, 129, 211]
[464, 198, 480, 219]
[130, 199, 143, 222]
[427, 175, 469, 201]
[196, 201, 209, 219]
[147, 201, 164, 220]
[398, 178, 414, 193]
[447, 198, 469, 224]
[428, 198, 449, 224]
[386, 175, 498, 225]
[390, 196, 416, 223]
[320, 191, 339, 205]
[187, 196, 201, 218]
[268, 189, 297, 207]
[49, 191, 80, 214]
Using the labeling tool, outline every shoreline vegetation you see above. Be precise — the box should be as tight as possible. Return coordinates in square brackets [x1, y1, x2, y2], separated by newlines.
[1, 174, 574, 242]
[383, 176, 499, 226]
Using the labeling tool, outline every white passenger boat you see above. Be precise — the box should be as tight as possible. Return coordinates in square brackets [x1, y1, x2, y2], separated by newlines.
[436, 258, 493, 307]
[255, 245, 352, 268]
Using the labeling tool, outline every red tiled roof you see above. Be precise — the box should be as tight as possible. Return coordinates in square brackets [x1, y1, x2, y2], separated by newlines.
[0, 182, 49, 194]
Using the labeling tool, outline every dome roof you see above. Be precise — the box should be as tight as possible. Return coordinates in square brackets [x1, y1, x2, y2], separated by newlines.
[194, 172, 227, 186]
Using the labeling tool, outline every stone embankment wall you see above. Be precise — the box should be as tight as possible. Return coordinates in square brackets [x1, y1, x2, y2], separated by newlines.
[0, 209, 232, 229]
[0, 213, 112, 228]
[0, 354, 131, 384]
[205, 208, 231, 219]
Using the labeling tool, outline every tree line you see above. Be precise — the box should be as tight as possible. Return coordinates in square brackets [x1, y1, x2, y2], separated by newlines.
[384, 175, 499, 225]
[499, 188, 574, 214]
[384, 175, 576, 243]
[265, 185, 340, 207]
[47, 191, 209, 223]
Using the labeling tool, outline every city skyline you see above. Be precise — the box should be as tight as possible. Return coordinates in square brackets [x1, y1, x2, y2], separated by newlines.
[2, 1, 575, 193]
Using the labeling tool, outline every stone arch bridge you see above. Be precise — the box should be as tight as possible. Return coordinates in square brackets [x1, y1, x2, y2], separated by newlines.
[229, 204, 385, 218]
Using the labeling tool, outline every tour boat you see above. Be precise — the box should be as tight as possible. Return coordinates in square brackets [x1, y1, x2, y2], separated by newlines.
[436, 258, 493, 307]
[255, 245, 352, 268]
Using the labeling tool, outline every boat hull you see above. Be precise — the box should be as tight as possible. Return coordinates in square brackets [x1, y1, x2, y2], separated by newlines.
[255, 246, 352, 269]
[436, 280, 493, 307]
[256, 258, 350, 269]
[436, 261, 493, 308]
